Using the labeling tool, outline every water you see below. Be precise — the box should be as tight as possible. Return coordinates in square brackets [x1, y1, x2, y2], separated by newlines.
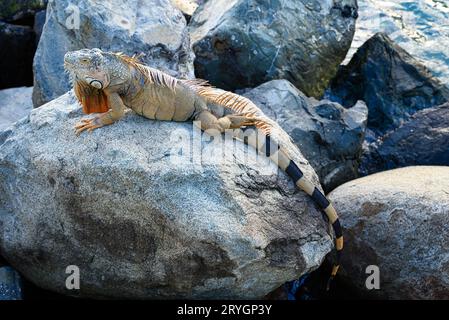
[345, 0, 449, 85]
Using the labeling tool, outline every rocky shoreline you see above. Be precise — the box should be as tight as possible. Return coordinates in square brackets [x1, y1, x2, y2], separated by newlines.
[1, 0, 449, 300]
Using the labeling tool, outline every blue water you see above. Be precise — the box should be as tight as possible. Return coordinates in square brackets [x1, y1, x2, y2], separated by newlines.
[345, 0, 449, 85]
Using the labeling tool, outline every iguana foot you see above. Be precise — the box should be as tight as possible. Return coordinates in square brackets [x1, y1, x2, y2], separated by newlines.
[74, 116, 103, 135]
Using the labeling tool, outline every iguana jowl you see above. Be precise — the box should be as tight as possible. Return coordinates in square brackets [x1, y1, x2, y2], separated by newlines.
[64, 48, 344, 288]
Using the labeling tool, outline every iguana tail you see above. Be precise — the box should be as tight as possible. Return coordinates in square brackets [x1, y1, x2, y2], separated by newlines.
[188, 82, 344, 288]
[237, 129, 343, 290]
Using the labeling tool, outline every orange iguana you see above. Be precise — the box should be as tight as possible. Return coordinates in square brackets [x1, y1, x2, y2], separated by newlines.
[64, 48, 344, 289]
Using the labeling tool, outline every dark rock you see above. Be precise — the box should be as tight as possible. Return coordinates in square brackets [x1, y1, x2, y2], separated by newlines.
[244, 80, 367, 192]
[0, 0, 47, 23]
[0, 22, 36, 89]
[360, 103, 449, 176]
[326, 33, 449, 135]
[189, 0, 357, 98]
[329, 166, 449, 299]
[0, 266, 23, 300]
[32, 0, 194, 107]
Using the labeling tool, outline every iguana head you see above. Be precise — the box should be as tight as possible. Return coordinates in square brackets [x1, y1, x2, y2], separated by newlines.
[64, 48, 144, 114]
[64, 48, 110, 90]
[64, 48, 114, 114]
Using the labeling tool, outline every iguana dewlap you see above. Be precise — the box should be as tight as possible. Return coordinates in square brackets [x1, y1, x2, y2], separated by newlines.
[64, 48, 343, 289]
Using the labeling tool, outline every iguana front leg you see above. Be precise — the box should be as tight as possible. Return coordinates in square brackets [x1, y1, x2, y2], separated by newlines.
[75, 91, 125, 135]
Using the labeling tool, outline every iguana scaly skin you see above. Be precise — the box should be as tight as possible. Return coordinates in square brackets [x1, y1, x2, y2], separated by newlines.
[64, 48, 344, 288]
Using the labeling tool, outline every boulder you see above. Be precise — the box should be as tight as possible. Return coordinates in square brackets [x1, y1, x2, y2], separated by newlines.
[345, 0, 449, 86]
[0, 87, 33, 131]
[326, 33, 449, 135]
[360, 103, 449, 176]
[0, 22, 36, 89]
[33, 9, 46, 45]
[329, 166, 449, 299]
[244, 80, 368, 192]
[0, 0, 47, 22]
[0, 92, 333, 299]
[0, 266, 23, 300]
[32, 0, 194, 107]
[189, 0, 358, 98]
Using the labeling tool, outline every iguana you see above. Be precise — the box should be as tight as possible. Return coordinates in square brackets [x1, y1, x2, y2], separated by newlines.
[64, 48, 344, 289]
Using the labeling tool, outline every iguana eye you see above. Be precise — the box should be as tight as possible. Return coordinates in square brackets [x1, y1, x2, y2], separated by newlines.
[81, 58, 89, 64]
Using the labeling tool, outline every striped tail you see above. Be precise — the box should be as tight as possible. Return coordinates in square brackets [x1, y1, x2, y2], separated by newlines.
[186, 81, 343, 286]
[237, 129, 343, 289]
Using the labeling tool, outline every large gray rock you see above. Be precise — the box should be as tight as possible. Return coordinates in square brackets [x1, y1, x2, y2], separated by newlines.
[0, 87, 33, 131]
[244, 80, 368, 192]
[32, 0, 194, 107]
[189, 0, 358, 98]
[0, 92, 333, 299]
[360, 103, 449, 176]
[329, 166, 449, 299]
[326, 33, 449, 135]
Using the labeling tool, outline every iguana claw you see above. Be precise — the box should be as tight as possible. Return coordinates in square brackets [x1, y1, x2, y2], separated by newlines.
[74, 117, 102, 135]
